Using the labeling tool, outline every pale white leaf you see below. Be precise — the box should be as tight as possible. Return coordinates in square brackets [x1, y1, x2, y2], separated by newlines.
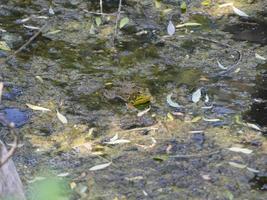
[227, 147, 253, 154]
[232, 6, 249, 17]
[244, 123, 261, 131]
[166, 93, 181, 108]
[49, 6, 55, 15]
[255, 53, 266, 61]
[167, 20, 175, 36]
[27, 176, 46, 183]
[89, 162, 112, 171]
[35, 76, 44, 83]
[23, 24, 40, 30]
[192, 88, 202, 103]
[204, 94, 209, 103]
[219, 3, 233, 8]
[176, 22, 201, 28]
[20, 17, 31, 23]
[110, 134, 119, 142]
[104, 139, 130, 145]
[137, 106, 151, 117]
[35, 16, 49, 19]
[203, 117, 221, 122]
[229, 161, 247, 169]
[247, 167, 260, 173]
[26, 103, 51, 111]
[56, 110, 68, 124]
[57, 172, 69, 177]
[217, 60, 228, 70]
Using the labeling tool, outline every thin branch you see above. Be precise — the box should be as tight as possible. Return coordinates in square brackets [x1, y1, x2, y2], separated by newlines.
[83, 10, 118, 16]
[0, 130, 18, 168]
[170, 150, 221, 159]
[0, 22, 48, 67]
[113, 0, 122, 43]
[100, 0, 103, 14]
[0, 82, 3, 104]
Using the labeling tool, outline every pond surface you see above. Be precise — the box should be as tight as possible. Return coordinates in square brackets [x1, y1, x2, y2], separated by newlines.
[0, 0, 267, 199]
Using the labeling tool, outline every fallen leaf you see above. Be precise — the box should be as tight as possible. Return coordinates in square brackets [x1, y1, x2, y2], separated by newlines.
[49, 6, 55, 15]
[23, 24, 40, 30]
[56, 110, 68, 124]
[119, 17, 129, 29]
[255, 53, 266, 61]
[110, 134, 119, 142]
[176, 22, 201, 28]
[232, 6, 249, 17]
[35, 76, 44, 83]
[192, 88, 202, 103]
[104, 139, 130, 145]
[167, 112, 174, 121]
[229, 161, 247, 169]
[57, 172, 69, 177]
[95, 17, 102, 26]
[203, 117, 221, 122]
[70, 182, 77, 190]
[89, 162, 112, 171]
[247, 167, 260, 173]
[244, 123, 261, 131]
[137, 106, 151, 117]
[219, 3, 233, 8]
[227, 147, 253, 154]
[0, 41, 11, 51]
[166, 93, 181, 108]
[217, 60, 228, 70]
[167, 20, 175, 36]
[26, 103, 51, 111]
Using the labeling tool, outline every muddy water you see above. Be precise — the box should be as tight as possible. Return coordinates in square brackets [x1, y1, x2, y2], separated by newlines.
[0, 0, 267, 199]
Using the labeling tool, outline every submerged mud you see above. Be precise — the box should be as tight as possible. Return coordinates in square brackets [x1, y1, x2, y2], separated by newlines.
[0, 0, 267, 199]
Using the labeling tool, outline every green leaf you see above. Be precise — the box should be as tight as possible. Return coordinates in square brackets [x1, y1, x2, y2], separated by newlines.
[95, 17, 102, 26]
[119, 17, 129, 29]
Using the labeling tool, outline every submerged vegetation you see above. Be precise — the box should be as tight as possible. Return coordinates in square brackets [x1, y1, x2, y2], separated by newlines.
[0, 0, 267, 199]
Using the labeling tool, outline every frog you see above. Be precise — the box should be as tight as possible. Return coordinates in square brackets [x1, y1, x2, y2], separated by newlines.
[103, 81, 152, 108]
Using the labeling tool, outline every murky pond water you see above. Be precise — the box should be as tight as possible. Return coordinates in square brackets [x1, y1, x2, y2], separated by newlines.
[0, 0, 267, 199]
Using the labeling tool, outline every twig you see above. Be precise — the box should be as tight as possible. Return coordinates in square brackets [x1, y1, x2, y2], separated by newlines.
[100, 0, 103, 14]
[0, 129, 18, 168]
[0, 22, 48, 67]
[113, 0, 122, 43]
[170, 150, 221, 159]
[83, 10, 118, 16]
[118, 126, 158, 133]
[0, 82, 3, 104]
[196, 36, 242, 77]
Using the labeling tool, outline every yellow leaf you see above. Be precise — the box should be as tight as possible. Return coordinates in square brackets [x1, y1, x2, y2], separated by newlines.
[167, 113, 174, 121]
[0, 41, 11, 51]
